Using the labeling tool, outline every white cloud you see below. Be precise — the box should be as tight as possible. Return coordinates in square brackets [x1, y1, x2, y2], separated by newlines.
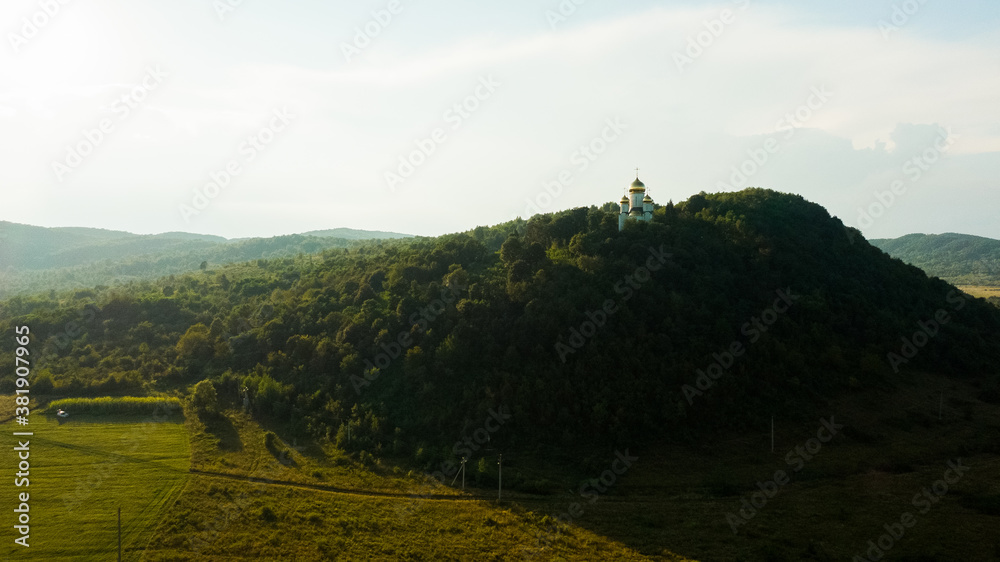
[0, 2, 997, 240]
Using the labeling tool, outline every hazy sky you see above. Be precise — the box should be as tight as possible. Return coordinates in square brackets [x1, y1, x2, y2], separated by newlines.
[2, 0, 998, 240]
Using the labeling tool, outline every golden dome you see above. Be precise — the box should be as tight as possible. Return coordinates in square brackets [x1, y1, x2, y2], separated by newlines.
[628, 176, 646, 193]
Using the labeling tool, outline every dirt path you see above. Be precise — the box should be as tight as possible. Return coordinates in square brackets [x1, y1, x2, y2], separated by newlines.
[188, 467, 498, 502]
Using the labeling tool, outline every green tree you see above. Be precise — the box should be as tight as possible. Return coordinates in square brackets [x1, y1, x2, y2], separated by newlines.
[176, 323, 215, 364]
[191, 379, 219, 414]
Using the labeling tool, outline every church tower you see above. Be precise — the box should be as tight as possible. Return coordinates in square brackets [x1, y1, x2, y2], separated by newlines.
[619, 173, 654, 231]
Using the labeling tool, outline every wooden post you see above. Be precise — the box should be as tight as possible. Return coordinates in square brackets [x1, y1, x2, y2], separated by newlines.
[497, 454, 502, 501]
[771, 416, 774, 453]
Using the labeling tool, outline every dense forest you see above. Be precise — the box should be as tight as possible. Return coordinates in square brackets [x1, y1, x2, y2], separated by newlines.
[2, 189, 999, 480]
[871, 232, 1000, 286]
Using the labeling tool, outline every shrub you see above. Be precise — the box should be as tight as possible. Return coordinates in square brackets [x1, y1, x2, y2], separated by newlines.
[191, 380, 219, 414]
[48, 396, 181, 417]
[33, 372, 54, 394]
[264, 430, 279, 452]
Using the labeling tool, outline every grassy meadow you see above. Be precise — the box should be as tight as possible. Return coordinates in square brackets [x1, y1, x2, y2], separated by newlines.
[141, 370, 1000, 560]
[957, 285, 1000, 299]
[3, 370, 999, 560]
[0, 410, 189, 561]
[143, 408, 677, 560]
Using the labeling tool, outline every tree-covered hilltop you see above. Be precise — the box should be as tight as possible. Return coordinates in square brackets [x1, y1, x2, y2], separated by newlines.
[2, 188, 999, 474]
[870, 232, 1000, 286]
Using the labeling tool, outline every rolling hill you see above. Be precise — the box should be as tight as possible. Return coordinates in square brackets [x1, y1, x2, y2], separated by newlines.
[0, 222, 414, 299]
[2, 189, 999, 559]
[870, 232, 1000, 286]
[3, 188, 998, 452]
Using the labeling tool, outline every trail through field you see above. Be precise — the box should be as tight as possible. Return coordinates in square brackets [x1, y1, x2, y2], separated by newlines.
[189, 467, 496, 501]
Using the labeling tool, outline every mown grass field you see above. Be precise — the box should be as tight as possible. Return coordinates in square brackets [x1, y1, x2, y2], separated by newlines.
[0, 411, 189, 561]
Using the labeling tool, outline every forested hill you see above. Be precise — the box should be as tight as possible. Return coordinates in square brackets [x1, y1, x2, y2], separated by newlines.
[0, 221, 224, 270]
[301, 228, 412, 240]
[2, 189, 999, 469]
[870, 232, 1000, 285]
[0, 222, 413, 299]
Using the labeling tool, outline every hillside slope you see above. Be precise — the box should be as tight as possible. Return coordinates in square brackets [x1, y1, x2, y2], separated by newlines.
[0, 222, 415, 299]
[2, 188, 998, 472]
[871, 232, 1000, 286]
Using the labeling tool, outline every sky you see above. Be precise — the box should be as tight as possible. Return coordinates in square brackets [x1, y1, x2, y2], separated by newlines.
[1, 0, 998, 240]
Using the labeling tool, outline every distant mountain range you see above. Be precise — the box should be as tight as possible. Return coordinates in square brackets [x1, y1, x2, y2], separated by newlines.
[870, 232, 1000, 286]
[3, 220, 998, 301]
[0, 221, 413, 298]
[300, 228, 412, 241]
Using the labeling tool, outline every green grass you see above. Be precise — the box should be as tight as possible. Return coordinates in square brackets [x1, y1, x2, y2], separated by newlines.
[145, 371, 1000, 561]
[0, 413, 189, 561]
[9, 371, 1000, 560]
[957, 284, 1000, 298]
[47, 396, 182, 416]
[144, 408, 677, 561]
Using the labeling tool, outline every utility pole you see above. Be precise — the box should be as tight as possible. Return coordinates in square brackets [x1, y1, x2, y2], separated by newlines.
[497, 454, 502, 501]
[117, 507, 122, 562]
[450, 457, 467, 490]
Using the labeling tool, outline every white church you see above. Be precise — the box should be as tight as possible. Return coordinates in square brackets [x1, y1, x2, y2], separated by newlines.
[618, 174, 654, 231]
